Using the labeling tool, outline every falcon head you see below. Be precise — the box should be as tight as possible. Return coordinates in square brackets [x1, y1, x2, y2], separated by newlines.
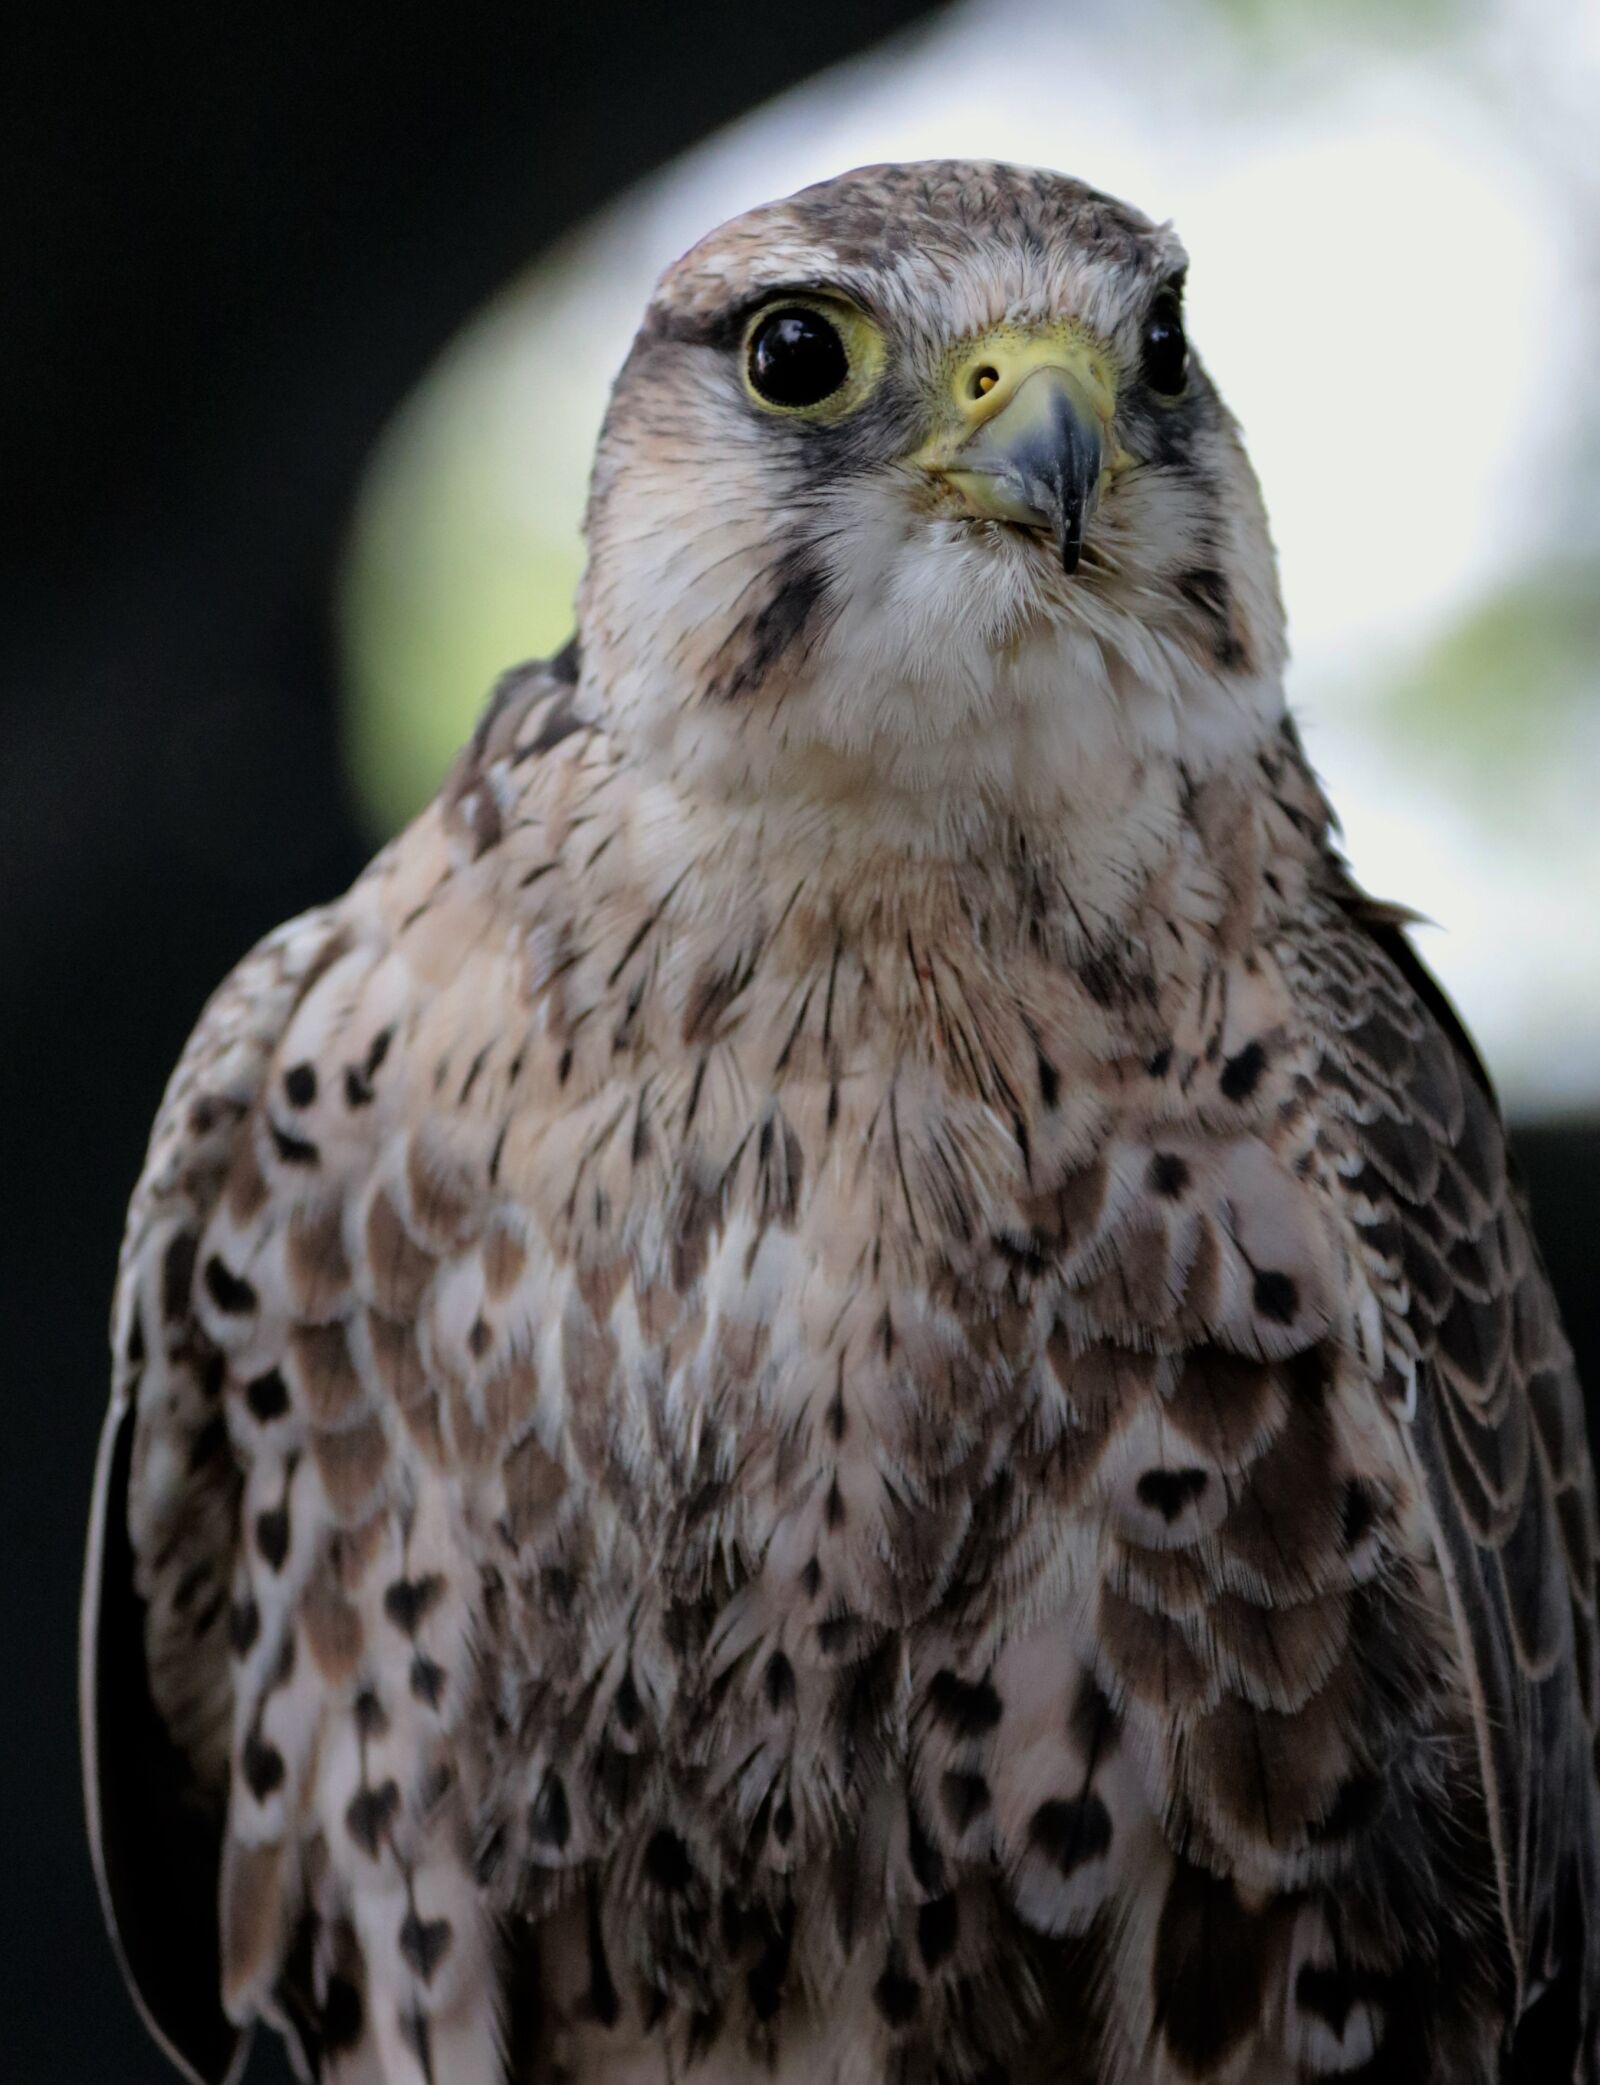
[579, 161, 1286, 839]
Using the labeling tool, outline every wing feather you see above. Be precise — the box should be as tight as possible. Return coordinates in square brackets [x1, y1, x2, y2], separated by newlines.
[81, 651, 589, 2078]
[1304, 885, 1600, 2076]
[81, 903, 350, 2083]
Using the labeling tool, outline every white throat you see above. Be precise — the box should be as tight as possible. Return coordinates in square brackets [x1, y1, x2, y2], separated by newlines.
[583, 510, 1286, 893]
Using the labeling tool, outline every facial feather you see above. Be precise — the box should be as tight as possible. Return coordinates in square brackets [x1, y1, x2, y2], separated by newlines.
[579, 160, 1286, 857]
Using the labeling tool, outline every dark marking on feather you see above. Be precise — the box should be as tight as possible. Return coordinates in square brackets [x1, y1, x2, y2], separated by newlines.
[940, 1771, 992, 1833]
[917, 1893, 960, 1971]
[203, 1255, 257, 1316]
[764, 1651, 796, 1713]
[817, 1612, 858, 1657]
[383, 1575, 444, 1636]
[283, 1063, 317, 1107]
[1136, 1467, 1209, 1521]
[186, 1415, 228, 1477]
[1028, 1792, 1112, 1874]
[1252, 1269, 1300, 1323]
[459, 1042, 491, 1104]
[645, 1828, 694, 1893]
[928, 1670, 1003, 1738]
[1147, 1151, 1191, 1198]
[255, 1507, 290, 1572]
[322, 1975, 363, 2052]
[1341, 1478, 1378, 1552]
[1294, 1959, 1385, 2039]
[398, 2008, 434, 2084]
[527, 687, 587, 759]
[873, 1952, 920, 2027]
[1153, 1863, 1266, 2073]
[1177, 565, 1251, 670]
[353, 1689, 389, 1739]
[606, 869, 689, 988]
[530, 1772, 572, 1851]
[615, 1670, 643, 1732]
[172, 1567, 212, 1609]
[706, 549, 827, 702]
[399, 1913, 452, 1984]
[1069, 1673, 1122, 1759]
[345, 1779, 400, 1857]
[269, 1117, 319, 1167]
[242, 1733, 285, 1803]
[550, 635, 581, 685]
[245, 1368, 289, 1423]
[1308, 1772, 1385, 1843]
[1220, 1039, 1267, 1102]
[747, 1902, 796, 2022]
[162, 1232, 198, 1322]
[410, 1655, 445, 1708]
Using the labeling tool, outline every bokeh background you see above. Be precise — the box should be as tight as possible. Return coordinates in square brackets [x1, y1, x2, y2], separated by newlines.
[4, 1, 1595, 2077]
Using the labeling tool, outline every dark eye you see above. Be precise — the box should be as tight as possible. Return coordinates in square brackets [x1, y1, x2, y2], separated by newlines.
[1142, 293, 1188, 397]
[747, 307, 849, 409]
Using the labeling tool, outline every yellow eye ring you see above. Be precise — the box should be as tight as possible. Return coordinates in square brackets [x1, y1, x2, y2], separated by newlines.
[740, 295, 884, 420]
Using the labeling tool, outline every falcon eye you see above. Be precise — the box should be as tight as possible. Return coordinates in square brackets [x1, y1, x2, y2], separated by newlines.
[747, 306, 850, 410]
[1141, 293, 1188, 398]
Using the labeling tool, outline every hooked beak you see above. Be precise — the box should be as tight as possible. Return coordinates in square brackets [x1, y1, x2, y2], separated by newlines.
[916, 333, 1120, 575]
[942, 366, 1104, 573]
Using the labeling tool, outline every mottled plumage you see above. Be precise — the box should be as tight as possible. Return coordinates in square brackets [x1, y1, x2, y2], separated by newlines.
[84, 162, 1598, 2084]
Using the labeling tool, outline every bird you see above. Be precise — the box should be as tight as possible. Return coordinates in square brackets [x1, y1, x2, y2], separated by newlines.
[82, 159, 1599, 2085]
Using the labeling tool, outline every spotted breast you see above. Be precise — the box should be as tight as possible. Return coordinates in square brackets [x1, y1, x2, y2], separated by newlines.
[84, 661, 1595, 2085]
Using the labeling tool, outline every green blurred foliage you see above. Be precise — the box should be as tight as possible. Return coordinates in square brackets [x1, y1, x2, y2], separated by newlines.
[1382, 562, 1600, 821]
[341, 285, 592, 836]
[1207, 0, 1476, 47]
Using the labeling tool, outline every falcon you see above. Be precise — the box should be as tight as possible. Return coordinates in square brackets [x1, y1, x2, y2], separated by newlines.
[83, 161, 1599, 2084]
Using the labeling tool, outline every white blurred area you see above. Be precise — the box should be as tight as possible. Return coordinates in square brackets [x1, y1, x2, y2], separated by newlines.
[343, 0, 1600, 1112]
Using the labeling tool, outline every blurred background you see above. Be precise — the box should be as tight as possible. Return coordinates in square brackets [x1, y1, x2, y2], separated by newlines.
[4, 1, 1595, 2077]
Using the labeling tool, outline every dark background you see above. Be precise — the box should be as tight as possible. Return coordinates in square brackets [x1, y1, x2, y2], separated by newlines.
[3, 6, 1593, 2081]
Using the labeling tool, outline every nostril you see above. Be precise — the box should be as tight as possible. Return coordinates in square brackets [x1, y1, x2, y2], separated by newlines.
[970, 365, 1000, 399]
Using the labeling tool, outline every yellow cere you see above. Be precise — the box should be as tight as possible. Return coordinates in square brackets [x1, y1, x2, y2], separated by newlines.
[950, 322, 1117, 431]
[907, 320, 1124, 480]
